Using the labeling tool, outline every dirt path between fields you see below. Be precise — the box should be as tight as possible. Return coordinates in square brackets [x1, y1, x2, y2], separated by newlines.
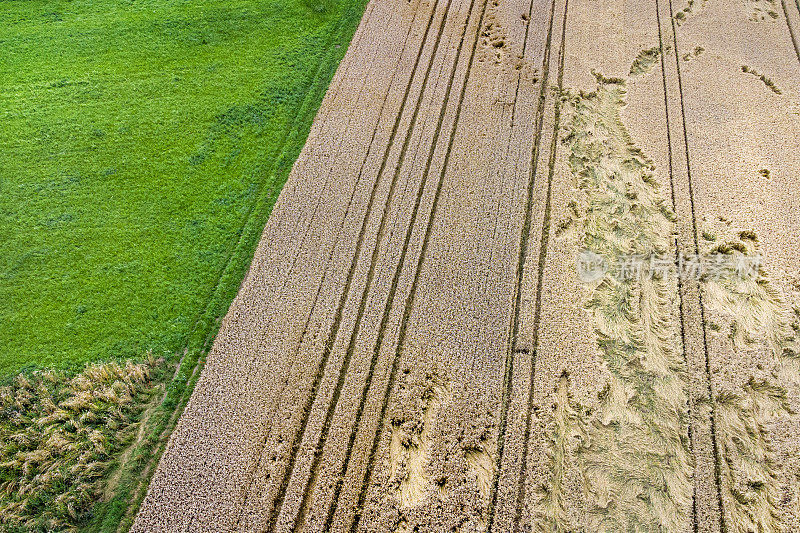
[133, 0, 800, 531]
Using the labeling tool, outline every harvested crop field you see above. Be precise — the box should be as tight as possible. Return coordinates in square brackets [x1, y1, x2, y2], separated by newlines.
[134, 0, 800, 531]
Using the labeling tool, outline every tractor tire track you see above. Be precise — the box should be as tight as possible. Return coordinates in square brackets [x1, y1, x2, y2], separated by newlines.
[781, 0, 800, 64]
[282, 0, 478, 528]
[484, 0, 559, 530]
[662, 0, 727, 528]
[339, 0, 496, 528]
[134, 0, 800, 531]
[653, 1, 700, 529]
[506, 1, 568, 528]
[230, 0, 427, 526]
[243, 0, 457, 529]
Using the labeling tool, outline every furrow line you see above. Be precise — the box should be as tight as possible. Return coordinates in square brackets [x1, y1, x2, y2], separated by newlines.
[125, 0, 373, 524]
[483, 0, 543, 296]
[509, 0, 569, 527]
[653, 1, 698, 530]
[664, 0, 727, 529]
[237, 0, 379, 315]
[484, 0, 558, 529]
[314, 18, 468, 531]
[257, 0, 455, 529]
[230, 0, 426, 526]
[287, 0, 471, 528]
[342, 0, 494, 528]
[781, 0, 800, 65]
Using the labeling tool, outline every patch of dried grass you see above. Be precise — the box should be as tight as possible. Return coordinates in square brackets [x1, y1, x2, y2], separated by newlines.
[0, 356, 159, 531]
[559, 76, 693, 532]
[701, 234, 799, 531]
[532, 372, 588, 533]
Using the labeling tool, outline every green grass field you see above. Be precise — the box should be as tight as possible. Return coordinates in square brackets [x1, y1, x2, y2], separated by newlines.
[0, 0, 365, 528]
[0, 0, 363, 376]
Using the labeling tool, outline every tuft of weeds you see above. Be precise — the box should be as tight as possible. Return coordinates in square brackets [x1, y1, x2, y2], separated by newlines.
[741, 66, 782, 94]
[590, 69, 625, 86]
[630, 46, 661, 76]
[728, 241, 749, 254]
[702, 227, 800, 530]
[711, 241, 748, 255]
[749, 0, 780, 21]
[0, 357, 160, 531]
[682, 46, 705, 62]
[739, 230, 758, 242]
[532, 372, 587, 532]
[759, 168, 771, 179]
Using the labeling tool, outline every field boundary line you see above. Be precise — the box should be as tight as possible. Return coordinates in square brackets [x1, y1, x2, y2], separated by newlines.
[255, 0, 386, 321]
[111, 0, 370, 528]
[229, 1, 425, 527]
[226, 0, 426, 524]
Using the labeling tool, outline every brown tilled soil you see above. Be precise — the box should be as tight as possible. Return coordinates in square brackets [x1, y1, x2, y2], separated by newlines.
[133, 0, 800, 531]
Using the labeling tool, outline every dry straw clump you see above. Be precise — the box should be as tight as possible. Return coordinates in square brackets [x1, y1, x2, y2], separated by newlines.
[388, 376, 449, 509]
[532, 372, 588, 533]
[747, 0, 780, 21]
[740, 65, 782, 95]
[0, 357, 158, 531]
[701, 234, 799, 531]
[630, 46, 662, 77]
[554, 72, 693, 532]
[550, 66, 798, 532]
[674, 0, 706, 25]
